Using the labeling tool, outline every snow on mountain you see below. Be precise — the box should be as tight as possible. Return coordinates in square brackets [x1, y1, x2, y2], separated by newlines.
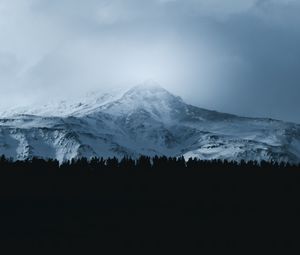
[0, 81, 299, 163]
[0, 89, 122, 118]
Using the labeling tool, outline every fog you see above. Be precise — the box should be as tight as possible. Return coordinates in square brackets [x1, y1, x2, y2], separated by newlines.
[0, 0, 300, 122]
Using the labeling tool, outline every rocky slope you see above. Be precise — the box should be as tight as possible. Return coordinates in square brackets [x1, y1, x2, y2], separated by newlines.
[0, 81, 299, 163]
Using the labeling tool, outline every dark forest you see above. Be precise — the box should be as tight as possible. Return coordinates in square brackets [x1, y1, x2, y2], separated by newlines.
[0, 155, 300, 253]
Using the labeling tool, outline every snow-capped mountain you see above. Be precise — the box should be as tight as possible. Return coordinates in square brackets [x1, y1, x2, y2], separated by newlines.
[0, 81, 299, 163]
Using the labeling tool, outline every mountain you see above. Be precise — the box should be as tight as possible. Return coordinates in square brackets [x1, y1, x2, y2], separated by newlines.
[0, 81, 299, 163]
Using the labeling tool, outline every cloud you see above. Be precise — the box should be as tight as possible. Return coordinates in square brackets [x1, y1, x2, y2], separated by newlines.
[0, 52, 19, 76]
[190, 0, 257, 17]
[0, 0, 299, 122]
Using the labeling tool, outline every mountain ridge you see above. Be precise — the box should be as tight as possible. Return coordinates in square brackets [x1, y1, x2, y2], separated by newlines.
[0, 82, 299, 163]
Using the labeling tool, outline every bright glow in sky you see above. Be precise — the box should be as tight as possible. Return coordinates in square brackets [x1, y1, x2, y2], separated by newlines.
[0, 0, 300, 123]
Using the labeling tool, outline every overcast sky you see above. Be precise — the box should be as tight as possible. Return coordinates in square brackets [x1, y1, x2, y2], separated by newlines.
[0, 0, 299, 122]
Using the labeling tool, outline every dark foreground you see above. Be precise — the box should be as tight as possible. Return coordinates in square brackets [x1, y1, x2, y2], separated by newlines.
[0, 156, 300, 253]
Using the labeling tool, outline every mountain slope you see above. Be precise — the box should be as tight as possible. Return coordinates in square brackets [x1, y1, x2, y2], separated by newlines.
[0, 82, 299, 163]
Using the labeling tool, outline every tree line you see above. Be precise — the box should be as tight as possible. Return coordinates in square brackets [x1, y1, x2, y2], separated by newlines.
[0, 154, 300, 252]
[0, 154, 299, 172]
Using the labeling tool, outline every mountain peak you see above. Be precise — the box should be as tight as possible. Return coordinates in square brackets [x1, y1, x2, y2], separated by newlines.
[98, 81, 187, 122]
[138, 79, 163, 88]
[127, 80, 167, 94]
[123, 80, 178, 101]
[0, 80, 300, 164]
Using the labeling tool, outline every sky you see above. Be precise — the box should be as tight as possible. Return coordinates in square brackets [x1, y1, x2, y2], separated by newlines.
[0, 0, 299, 123]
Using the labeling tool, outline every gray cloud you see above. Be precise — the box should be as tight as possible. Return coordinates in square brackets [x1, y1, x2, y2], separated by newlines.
[0, 0, 299, 122]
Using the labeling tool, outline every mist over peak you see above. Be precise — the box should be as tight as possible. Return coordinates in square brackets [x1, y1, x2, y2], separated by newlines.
[123, 81, 180, 100]
[134, 79, 164, 89]
[0, 0, 298, 122]
[0, 80, 299, 163]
